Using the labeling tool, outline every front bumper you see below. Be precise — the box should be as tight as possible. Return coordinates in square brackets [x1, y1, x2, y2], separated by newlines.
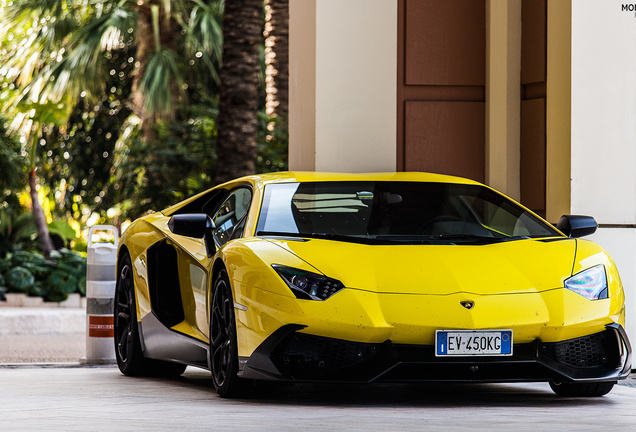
[240, 323, 632, 383]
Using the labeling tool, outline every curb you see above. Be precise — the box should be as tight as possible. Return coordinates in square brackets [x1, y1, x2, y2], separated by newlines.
[0, 307, 86, 336]
[1, 293, 87, 308]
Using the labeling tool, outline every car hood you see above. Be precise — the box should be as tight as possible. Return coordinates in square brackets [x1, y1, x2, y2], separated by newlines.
[268, 238, 577, 296]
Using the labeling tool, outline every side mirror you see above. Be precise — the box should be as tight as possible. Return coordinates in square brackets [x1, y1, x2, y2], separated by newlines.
[556, 215, 598, 238]
[168, 214, 216, 257]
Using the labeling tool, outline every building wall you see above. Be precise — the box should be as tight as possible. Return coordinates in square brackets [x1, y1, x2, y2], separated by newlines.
[572, 0, 636, 339]
[397, 0, 486, 183]
[289, 0, 397, 172]
[289, 0, 636, 340]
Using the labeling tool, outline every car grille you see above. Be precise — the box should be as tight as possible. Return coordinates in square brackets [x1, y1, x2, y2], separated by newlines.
[272, 333, 381, 372]
[542, 331, 611, 368]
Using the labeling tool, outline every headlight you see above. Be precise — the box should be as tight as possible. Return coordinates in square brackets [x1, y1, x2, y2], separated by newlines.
[272, 265, 344, 301]
[564, 265, 608, 300]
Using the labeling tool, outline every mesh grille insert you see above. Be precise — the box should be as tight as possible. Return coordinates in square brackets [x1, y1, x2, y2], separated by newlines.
[272, 333, 380, 371]
[543, 332, 610, 368]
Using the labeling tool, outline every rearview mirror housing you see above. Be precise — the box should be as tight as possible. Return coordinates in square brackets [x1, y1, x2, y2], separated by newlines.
[556, 215, 598, 238]
[168, 214, 216, 256]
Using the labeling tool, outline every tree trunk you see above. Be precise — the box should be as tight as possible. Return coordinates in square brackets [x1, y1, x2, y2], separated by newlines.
[131, 2, 181, 143]
[264, 0, 289, 119]
[131, 4, 155, 141]
[28, 168, 53, 258]
[214, 0, 263, 184]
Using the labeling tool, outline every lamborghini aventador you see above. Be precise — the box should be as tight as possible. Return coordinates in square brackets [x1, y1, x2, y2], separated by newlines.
[114, 172, 631, 397]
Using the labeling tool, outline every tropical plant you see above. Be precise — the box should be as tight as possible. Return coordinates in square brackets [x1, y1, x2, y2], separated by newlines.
[0, 0, 222, 132]
[1, 0, 290, 229]
[0, 0, 223, 245]
[0, 117, 26, 192]
[0, 248, 86, 302]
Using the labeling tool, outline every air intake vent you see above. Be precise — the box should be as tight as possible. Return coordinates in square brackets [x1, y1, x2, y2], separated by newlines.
[543, 331, 611, 368]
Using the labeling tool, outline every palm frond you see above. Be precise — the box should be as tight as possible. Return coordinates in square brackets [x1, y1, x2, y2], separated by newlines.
[2, 1, 137, 108]
[184, 0, 223, 84]
[111, 113, 141, 182]
[140, 48, 186, 120]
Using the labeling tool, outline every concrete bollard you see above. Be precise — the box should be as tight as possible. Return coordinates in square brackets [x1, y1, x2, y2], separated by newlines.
[82, 225, 119, 364]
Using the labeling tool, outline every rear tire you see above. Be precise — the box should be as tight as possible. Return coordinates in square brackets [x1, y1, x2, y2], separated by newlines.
[114, 252, 186, 377]
[549, 381, 615, 397]
[210, 270, 253, 398]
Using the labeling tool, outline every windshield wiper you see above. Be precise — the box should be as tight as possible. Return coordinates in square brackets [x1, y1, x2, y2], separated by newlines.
[425, 234, 531, 244]
[256, 231, 306, 238]
[256, 231, 530, 245]
[256, 231, 401, 244]
[256, 231, 359, 241]
[435, 234, 492, 240]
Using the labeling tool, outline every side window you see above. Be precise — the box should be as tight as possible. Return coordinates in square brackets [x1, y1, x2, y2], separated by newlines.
[211, 188, 253, 247]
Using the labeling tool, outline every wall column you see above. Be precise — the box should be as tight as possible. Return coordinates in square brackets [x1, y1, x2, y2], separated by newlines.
[486, 0, 521, 200]
[288, 0, 317, 171]
[289, 0, 397, 173]
[545, 0, 572, 223]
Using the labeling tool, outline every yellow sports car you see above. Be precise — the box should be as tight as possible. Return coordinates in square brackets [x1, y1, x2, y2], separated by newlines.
[114, 172, 631, 397]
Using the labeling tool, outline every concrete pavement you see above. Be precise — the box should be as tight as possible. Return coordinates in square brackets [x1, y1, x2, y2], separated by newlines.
[2, 306, 636, 432]
[2, 367, 636, 432]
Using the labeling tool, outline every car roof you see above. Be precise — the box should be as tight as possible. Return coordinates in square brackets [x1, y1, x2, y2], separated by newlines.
[232, 171, 482, 187]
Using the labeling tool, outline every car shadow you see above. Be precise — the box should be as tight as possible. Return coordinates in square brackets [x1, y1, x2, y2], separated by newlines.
[165, 368, 616, 409]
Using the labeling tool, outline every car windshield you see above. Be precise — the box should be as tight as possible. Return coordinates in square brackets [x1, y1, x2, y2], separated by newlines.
[255, 181, 561, 244]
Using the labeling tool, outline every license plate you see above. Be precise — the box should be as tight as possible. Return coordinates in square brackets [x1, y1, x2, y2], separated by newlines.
[435, 330, 513, 356]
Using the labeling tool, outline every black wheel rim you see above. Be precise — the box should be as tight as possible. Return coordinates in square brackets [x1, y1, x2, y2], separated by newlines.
[115, 263, 134, 363]
[211, 278, 232, 387]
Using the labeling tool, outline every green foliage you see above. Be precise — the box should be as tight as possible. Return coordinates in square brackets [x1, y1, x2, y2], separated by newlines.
[0, 212, 38, 256]
[5, 266, 35, 294]
[141, 48, 186, 120]
[0, 211, 79, 257]
[0, 118, 26, 191]
[47, 219, 78, 245]
[257, 113, 288, 173]
[113, 102, 218, 217]
[0, 248, 86, 302]
[108, 102, 288, 220]
[37, 44, 134, 221]
[0, 0, 289, 236]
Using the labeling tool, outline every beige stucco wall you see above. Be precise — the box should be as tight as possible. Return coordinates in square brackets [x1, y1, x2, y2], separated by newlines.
[289, 0, 397, 172]
[572, 0, 636, 340]
[571, 0, 636, 223]
[288, 0, 316, 171]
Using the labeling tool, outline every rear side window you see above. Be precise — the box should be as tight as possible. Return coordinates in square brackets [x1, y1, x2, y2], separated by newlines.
[211, 188, 252, 247]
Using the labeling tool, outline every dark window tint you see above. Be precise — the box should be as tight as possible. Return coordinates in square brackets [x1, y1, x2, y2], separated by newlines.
[211, 188, 252, 247]
[256, 182, 560, 243]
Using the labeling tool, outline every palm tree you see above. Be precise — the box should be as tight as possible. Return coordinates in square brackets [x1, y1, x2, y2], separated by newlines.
[1, 0, 222, 138]
[0, 0, 222, 252]
[214, 0, 263, 183]
[264, 0, 289, 120]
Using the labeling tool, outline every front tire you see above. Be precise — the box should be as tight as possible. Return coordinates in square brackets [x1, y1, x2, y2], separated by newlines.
[210, 270, 253, 397]
[549, 381, 615, 397]
[114, 252, 186, 377]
